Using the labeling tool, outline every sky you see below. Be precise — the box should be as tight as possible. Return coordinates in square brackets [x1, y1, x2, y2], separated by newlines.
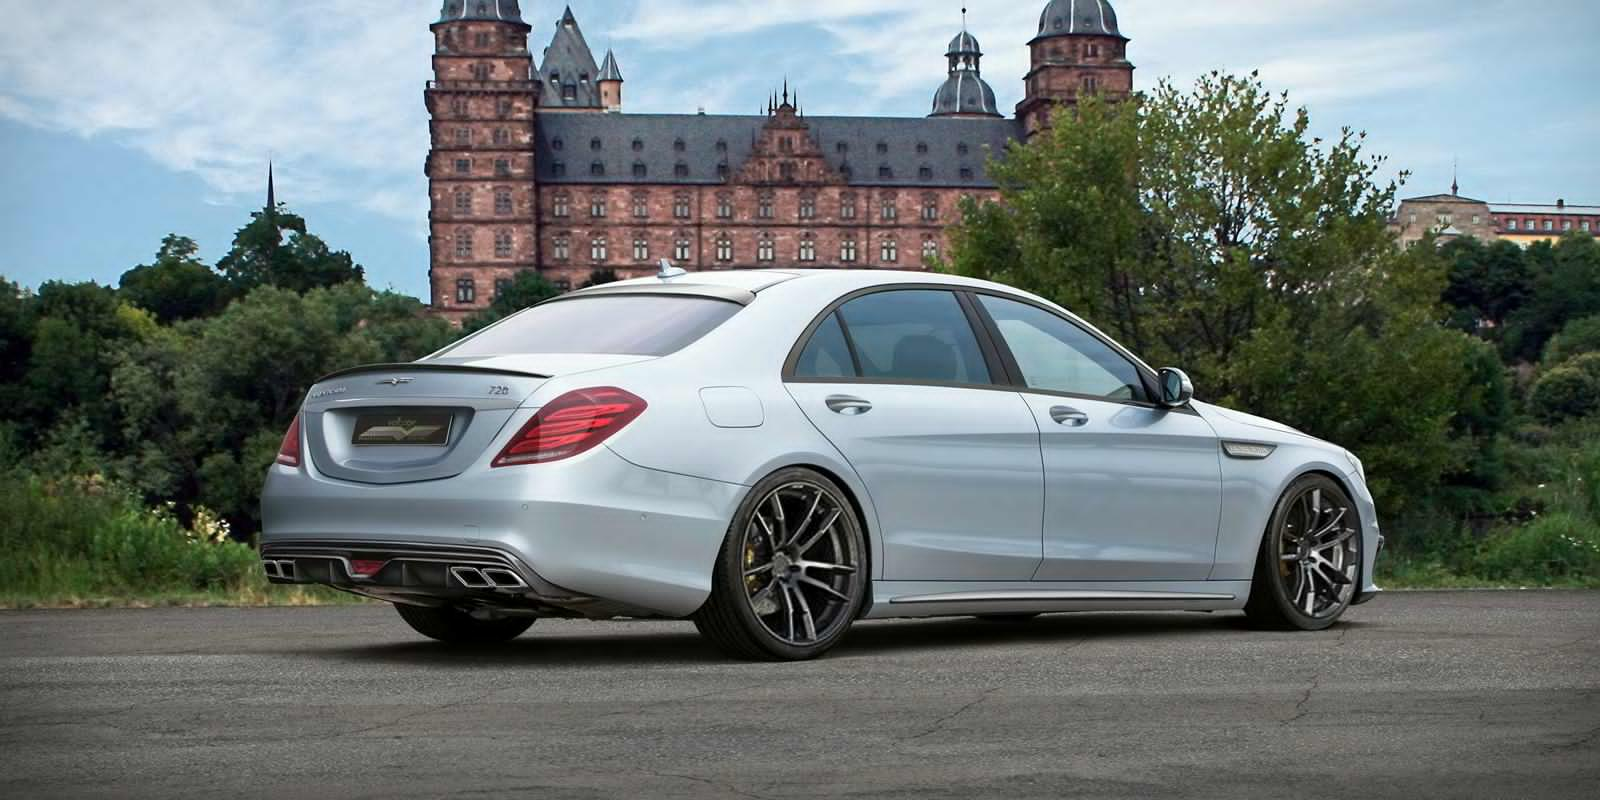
[0, 0, 1595, 300]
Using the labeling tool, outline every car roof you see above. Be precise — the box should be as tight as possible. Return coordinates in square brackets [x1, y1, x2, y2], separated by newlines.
[588, 268, 1017, 297]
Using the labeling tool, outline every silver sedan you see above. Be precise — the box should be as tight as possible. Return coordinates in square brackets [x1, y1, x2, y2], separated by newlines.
[261, 269, 1381, 660]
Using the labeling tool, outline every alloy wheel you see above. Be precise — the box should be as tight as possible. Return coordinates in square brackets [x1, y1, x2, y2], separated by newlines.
[1274, 486, 1359, 619]
[738, 480, 861, 646]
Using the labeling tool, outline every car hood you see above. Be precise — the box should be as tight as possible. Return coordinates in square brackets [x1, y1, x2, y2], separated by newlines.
[1193, 401, 1323, 445]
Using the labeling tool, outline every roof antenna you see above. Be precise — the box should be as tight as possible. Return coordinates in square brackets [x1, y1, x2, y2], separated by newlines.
[658, 258, 687, 280]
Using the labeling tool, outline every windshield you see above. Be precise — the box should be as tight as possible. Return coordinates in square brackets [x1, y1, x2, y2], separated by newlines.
[438, 295, 742, 358]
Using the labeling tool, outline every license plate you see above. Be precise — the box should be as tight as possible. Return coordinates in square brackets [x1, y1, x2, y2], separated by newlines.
[352, 412, 453, 446]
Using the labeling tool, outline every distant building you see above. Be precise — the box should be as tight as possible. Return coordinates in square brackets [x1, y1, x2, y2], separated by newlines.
[424, 1, 1135, 322]
[1393, 182, 1598, 247]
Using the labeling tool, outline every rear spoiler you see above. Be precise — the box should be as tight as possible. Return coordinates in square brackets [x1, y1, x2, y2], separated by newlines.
[313, 363, 551, 383]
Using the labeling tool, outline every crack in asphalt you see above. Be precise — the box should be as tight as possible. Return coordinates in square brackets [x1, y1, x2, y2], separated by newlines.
[901, 637, 1090, 742]
[1282, 625, 1350, 725]
[334, 685, 508, 739]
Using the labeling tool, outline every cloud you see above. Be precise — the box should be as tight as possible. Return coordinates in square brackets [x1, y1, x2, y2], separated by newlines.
[0, 0, 437, 223]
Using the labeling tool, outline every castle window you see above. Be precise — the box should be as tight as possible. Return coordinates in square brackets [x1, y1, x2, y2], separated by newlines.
[1087, 43, 1101, 58]
[876, 141, 889, 155]
[553, 193, 571, 218]
[841, 195, 858, 220]
[716, 163, 729, 179]
[840, 165, 853, 180]
[634, 236, 650, 262]
[552, 137, 564, 151]
[493, 128, 511, 146]
[958, 143, 970, 157]
[472, 63, 491, 81]
[716, 195, 733, 219]
[879, 166, 893, 180]
[633, 193, 649, 218]
[674, 194, 692, 219]
[450, 98, 466, 116]
[916, 142, 929, 155]
[1563, 220, 1573, 231]
[633, 162, 648, 179]
[1545, 220, 1554, 231]
[591, 236, 609, 262]
[923, 237, 940, 261]
[881, 237, 899, 263]
[590, 138, 603, 151]
[918, 166, 934, 182]
[779, 162, 796, 181]
[1525, 218, 1534, 229]
[799, 194, 816, 220]
[1472, 215, 1481, 225]
[495, 189, 513, 215]
[780, 137, 794, 154]
[840, 236, 858, 263]
[453, 189, 472, 215]
[563, 84, 577, 101]
[590, 196, 607, 217]
[497, 99, 513, 117]
[758, 194, 774, 219]
[675, 238, 692, 261]
[495, 159, 511, 177]
[553, 235, 571, 261]
[836, 142, 849, 155]
[474, 32, 490, 49]
[1585, 221, 1592, 232]
[1507, 219, 1518, 231]
[1083, 75, 1099, 92]
[880, 197, 898, 221]
[716, 236, 733, 263]
[675, 139, 687, 153]
[758, 235, 775, 263]
[716, 140, 729, 154]
[552, 161, 568, 178]
[454, 231, 473, 260]
[960, 167, 974, 181]
[798, 234, 816, 263]
[494, 230, 513, 258]
[454, 158, 471, 175]
[494, 277, 512, 299]
[632, 138, 644, 152]
[456, 277, 476, 304]
[455, 128, 471, 145]
[676, 162, 691, 179]
[590, 161, 605, 177]
[580, 73, 590, 84]
[922, 197, 939, 221]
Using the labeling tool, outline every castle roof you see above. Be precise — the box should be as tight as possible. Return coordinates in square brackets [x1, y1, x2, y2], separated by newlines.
[533, 113, 1021, 189]
[436, 0, 526, 25]
[538, 6, 603, 109]
[598, 49, 624, 82]
[1034, 0, 1125, 42]
[948, 30, 982, 57]
[930, 72, 1001, 118]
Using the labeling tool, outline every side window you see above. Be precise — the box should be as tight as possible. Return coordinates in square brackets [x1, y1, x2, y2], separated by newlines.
[836, 290, 990, 385]
[794, 313, 855, 379]
[978, 295, 1146, 402]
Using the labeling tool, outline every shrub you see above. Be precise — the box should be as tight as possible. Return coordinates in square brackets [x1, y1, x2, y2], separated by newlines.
[1528, 367, 1600, 422]
[1473, 513, 1600, 582]
[1565, 352, 1600, 384]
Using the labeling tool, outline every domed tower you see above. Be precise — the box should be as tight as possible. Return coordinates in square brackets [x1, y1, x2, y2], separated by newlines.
[426, 0, 538, 321]
[1017, 0, 1134, 136]
[929, 17, 1001, 119]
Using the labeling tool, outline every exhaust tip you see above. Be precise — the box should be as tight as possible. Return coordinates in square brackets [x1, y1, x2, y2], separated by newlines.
[481, 568, 528, 589]
[262, 560, 281, 579]
[449, 566, 492, 589]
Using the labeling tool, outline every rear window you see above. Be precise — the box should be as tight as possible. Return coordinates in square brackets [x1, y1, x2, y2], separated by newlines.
[440, 295, 741, 357]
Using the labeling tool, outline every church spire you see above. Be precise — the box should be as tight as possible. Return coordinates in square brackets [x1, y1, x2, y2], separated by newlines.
[266, 161, 277, 217]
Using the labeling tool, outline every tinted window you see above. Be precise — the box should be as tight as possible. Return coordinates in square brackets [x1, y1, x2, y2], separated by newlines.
[979, 295, 1145, 401]
[440, 296, 740, 358]
[836, 290, 990, 385]
[794, 313, 855, 378]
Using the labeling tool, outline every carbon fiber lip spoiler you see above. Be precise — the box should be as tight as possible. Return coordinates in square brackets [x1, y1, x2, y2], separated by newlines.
[314, 362, 552, 383]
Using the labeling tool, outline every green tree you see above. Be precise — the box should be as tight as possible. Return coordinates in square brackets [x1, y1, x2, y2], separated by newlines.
[946, 72, 1478, 513]
[0, 278, 32, 415]
[1439, 237, 1533, 334]
[461, 271, 560, 334]
[1543, 314, 1600, 366]
[1503, 233, 1600, 363]
[118, 235, 228, 322]
[1528, 367, 1599, 423]
[580, 268, 620, 289]
[15, 282, 155, 448]
[216, 205, 364, 294]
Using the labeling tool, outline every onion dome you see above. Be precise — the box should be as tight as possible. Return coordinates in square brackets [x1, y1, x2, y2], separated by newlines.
[930, 73, 1001, 118]
[1035, 0, 1124, 40]
[437, 0, 525, 24]
[947, 30, 981, 58]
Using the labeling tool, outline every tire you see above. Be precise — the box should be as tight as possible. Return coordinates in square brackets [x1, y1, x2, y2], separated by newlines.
[1244, 474, 1363, 631]
[692, 467, 869, 661]
[975, 614, 1041, 623]
[394, 603, 535, 644]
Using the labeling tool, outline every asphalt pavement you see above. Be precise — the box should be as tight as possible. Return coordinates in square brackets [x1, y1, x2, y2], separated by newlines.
[2, 591, 1597, 799]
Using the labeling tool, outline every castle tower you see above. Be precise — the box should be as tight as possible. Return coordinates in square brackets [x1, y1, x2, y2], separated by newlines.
[537, 7, 605, 111]
[597, 49, 624, 113]
[1017, 0, 1134, 135]
[426, 0, 538, 319]
[929, 11, 1002, 119]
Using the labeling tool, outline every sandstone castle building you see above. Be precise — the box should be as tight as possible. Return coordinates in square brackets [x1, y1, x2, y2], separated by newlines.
[425, 0, 1133, 320]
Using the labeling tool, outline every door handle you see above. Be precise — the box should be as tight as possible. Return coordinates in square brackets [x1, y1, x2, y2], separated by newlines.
[1050, 406, 1089, 427]
[826, 395, 873, 416]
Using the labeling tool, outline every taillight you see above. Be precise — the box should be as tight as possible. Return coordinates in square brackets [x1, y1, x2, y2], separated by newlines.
[276, 414, 302, 467]
[492, 387, 646, 467]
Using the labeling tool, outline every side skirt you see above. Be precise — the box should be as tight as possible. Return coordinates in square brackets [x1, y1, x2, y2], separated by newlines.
[863, 580, 1252, 620]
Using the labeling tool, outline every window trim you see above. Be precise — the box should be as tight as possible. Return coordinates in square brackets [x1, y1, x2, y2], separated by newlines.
[782, 284, 1172, 410]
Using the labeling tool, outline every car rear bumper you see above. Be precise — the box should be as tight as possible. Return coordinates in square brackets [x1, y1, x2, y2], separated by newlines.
[260, 444, 747, 618]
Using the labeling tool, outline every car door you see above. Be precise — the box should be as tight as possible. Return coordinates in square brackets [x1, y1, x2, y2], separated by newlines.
[971, 293, 1223, 582]
[784, 288, 1044, 581]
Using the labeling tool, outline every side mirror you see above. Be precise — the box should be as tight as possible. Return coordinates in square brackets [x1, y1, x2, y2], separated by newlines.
[1158, 368, 1194, 408]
